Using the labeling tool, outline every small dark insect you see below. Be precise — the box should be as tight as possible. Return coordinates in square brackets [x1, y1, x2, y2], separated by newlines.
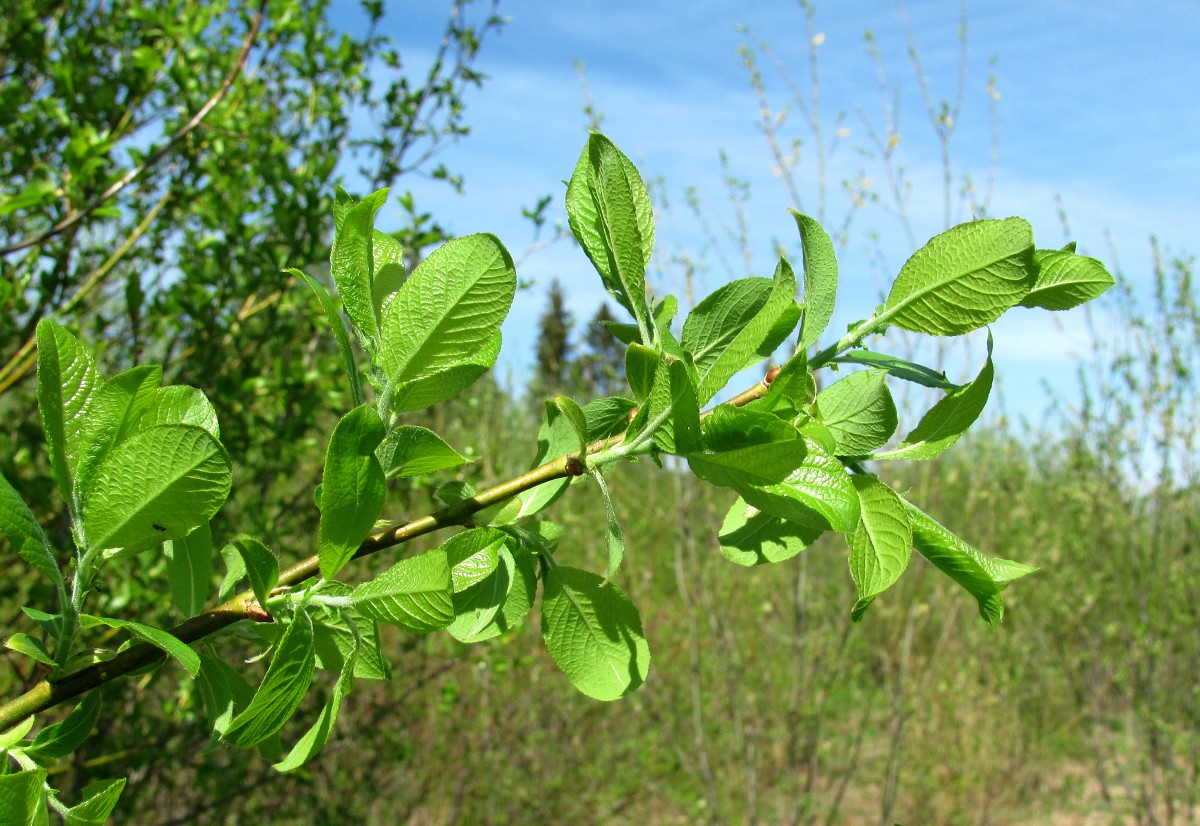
[152, 523, 167, 532]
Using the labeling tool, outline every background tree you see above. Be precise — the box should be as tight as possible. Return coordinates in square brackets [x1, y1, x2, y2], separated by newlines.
[529, 279, 575, 400]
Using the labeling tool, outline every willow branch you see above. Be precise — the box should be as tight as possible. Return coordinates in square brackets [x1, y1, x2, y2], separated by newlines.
[0, 373, 777, 731]
[0, 1, 267, 256]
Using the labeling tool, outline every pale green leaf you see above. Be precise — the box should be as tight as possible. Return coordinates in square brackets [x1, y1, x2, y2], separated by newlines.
[0, 769, 47, 825]
[6, 634, 55, 667]
[311, 582, 391, 680]
[81, 425, 231, 556]
[350, 549, 453, 633]
[227, 535, 279, 612]
[541, 566, 650, 701]
[131, 385, 221, 440]
[882, 217, 1036, 335]
[792, 210, 838, 350]
[224, 608, 316, 748]
[291, 268, 363, 408]
[27, 692, 101, 760]
[813, 369, 898, 455]
[565, 133, 653, 336]
[376, 425, 470, 479]
[1019, 248, 1116, 311]
[384, 329, 501, 413]
[687, 406, 807, 489]
[847, 476, 913, 621]
[0, 472, 63, 588]
[81, 615, 200, 677]
[273, 642, 356, 773]
[718, 497, 823, 566]
[592, 470, 625, 581]
[831, 351, 957, 390]
[380, 233, 515, 384]
[737, 433, 860, 533]
[552, 396, 589, 457]
[330, 188, 388, 351]
[318, 406, 386, 581]
[164, 523, 212, 617]
[443, 529, 507, 642]
[36, 319, 102, 502]
[63, 779, 125, 826]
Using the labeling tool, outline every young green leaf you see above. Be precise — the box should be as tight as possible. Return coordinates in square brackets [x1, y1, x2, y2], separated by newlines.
[310, 583, 391, 681]
[590, 469, 626, 581]
[882, 217, 1036, 335]
[131, 385, 222, 440]
[444, 528, 504, 592]
[223, 607, 316, 748]
[541, 566, 650, 701]
[318, 405, 387, 581]
[565, 133, 654, 339]
[35, 318, 103, 502]
[62, 778, 126, 825]
[455, 537, 538, 643]
[291, 268, 363, 408]
[330, 188, 389, 352]
[0, 769, 48, 824]
[687, 406, 808, 490]
[27, 692, 102, 761]
[195, 653, 255, 737]
[81, 425, 232, 556]
[904, 499, 1034, 628]
[227, 535, 280, 612]
[734, 431, 860, 533]
[1019, 248, 1116, 311]
[718, 497, 824, 566]
[847, 476, 913, 621]
[791, 210, 838, 351]
[442, 529, 508, 642]
[80, 615, 200, 677]
[624, 343, 659, 404]
[350, 549, 454, 633]
[371, 228, 405, 306]
[551, 396, 589, 456]
[830, 351, 957, 390]
[682, 259, 799, 403]
[750, 351, 815, 419]
[380, 233, 516, 384]
[874, 336, 993, 461]
[582, 396, 637, 440]
[813, 369, 898, 455]
[384, 330, 501, 413]
[0, 472, 64, 588]
[164, 522, 212, 617]
[375, 425, 470, 479]
[516, 401, 581, 519]
[273, 642, 356, 774]
[6, 633, 56, 667]
[74, 364, 162, 487]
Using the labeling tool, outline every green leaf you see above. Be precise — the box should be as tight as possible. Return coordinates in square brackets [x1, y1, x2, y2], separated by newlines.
[881, 217, 1036, 335]
[687, 406, 807, 489]
[227, 535, 280, 612]
[443, 529, 507, 642]
[624, 343, 659, 404]
[517, 401, 581, 519]
[565, 133, 653, 337]
[224, 607, 316, 748]
[541, 566, 650, 701]
[273, 640, 356, 773]
[813, 369, 898, 455]
[291, 269, 363, 408]
[904, 499, 1032, 628]
[874, 336, 993, 460]
[131, 385, 221, 440]
[371, 229, 406, 310]
[81, 425, 231, 556]
[164, 523, 212, 617]
[6, 634, 56, 667]
[792, 210, 838, 350]
[318, 406, 387, 581]
[384, 331, 501, 413]
[847, 477, 913, 621]
[36, 319, 102, 503]
[0, 716, 34, 749]
[310, 583, 391, 681]
[750, 351, 815, 419]
[350, 549, 454, 633]
[218, 544, 246, 602]
[380, 234, 516, 384]
[454, 537, 538, 643]
[718, 497, 823, 566]
[830, 351, 957, 390]
[552, 396, 589, 457]
[63, 779, 125, 826]
[330, 188, 389, 352]
[73, 365, 162, 496]
[195, 653, 254, 736]
[682, 259, 798, 403]
[582, 396, 637, 440]
[1019, 248, 1116, 311]
[591, 470, 626, 581]
[0, 769, 47, 825]
[27, 692, 101, 761]
[375, 425, 470, 479]
[734, 432, 860, 533]
[80, 615, 200, 677]
[0, 472, 63, 588]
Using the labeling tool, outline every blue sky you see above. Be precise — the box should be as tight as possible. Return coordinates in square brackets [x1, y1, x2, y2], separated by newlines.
[351, 1, 1199, 427]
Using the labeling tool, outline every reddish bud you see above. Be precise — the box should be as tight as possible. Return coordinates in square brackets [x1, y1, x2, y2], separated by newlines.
[627, 406, 639, 423]
[764, 366, 782, 385]
[565, 455, 586, 476]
